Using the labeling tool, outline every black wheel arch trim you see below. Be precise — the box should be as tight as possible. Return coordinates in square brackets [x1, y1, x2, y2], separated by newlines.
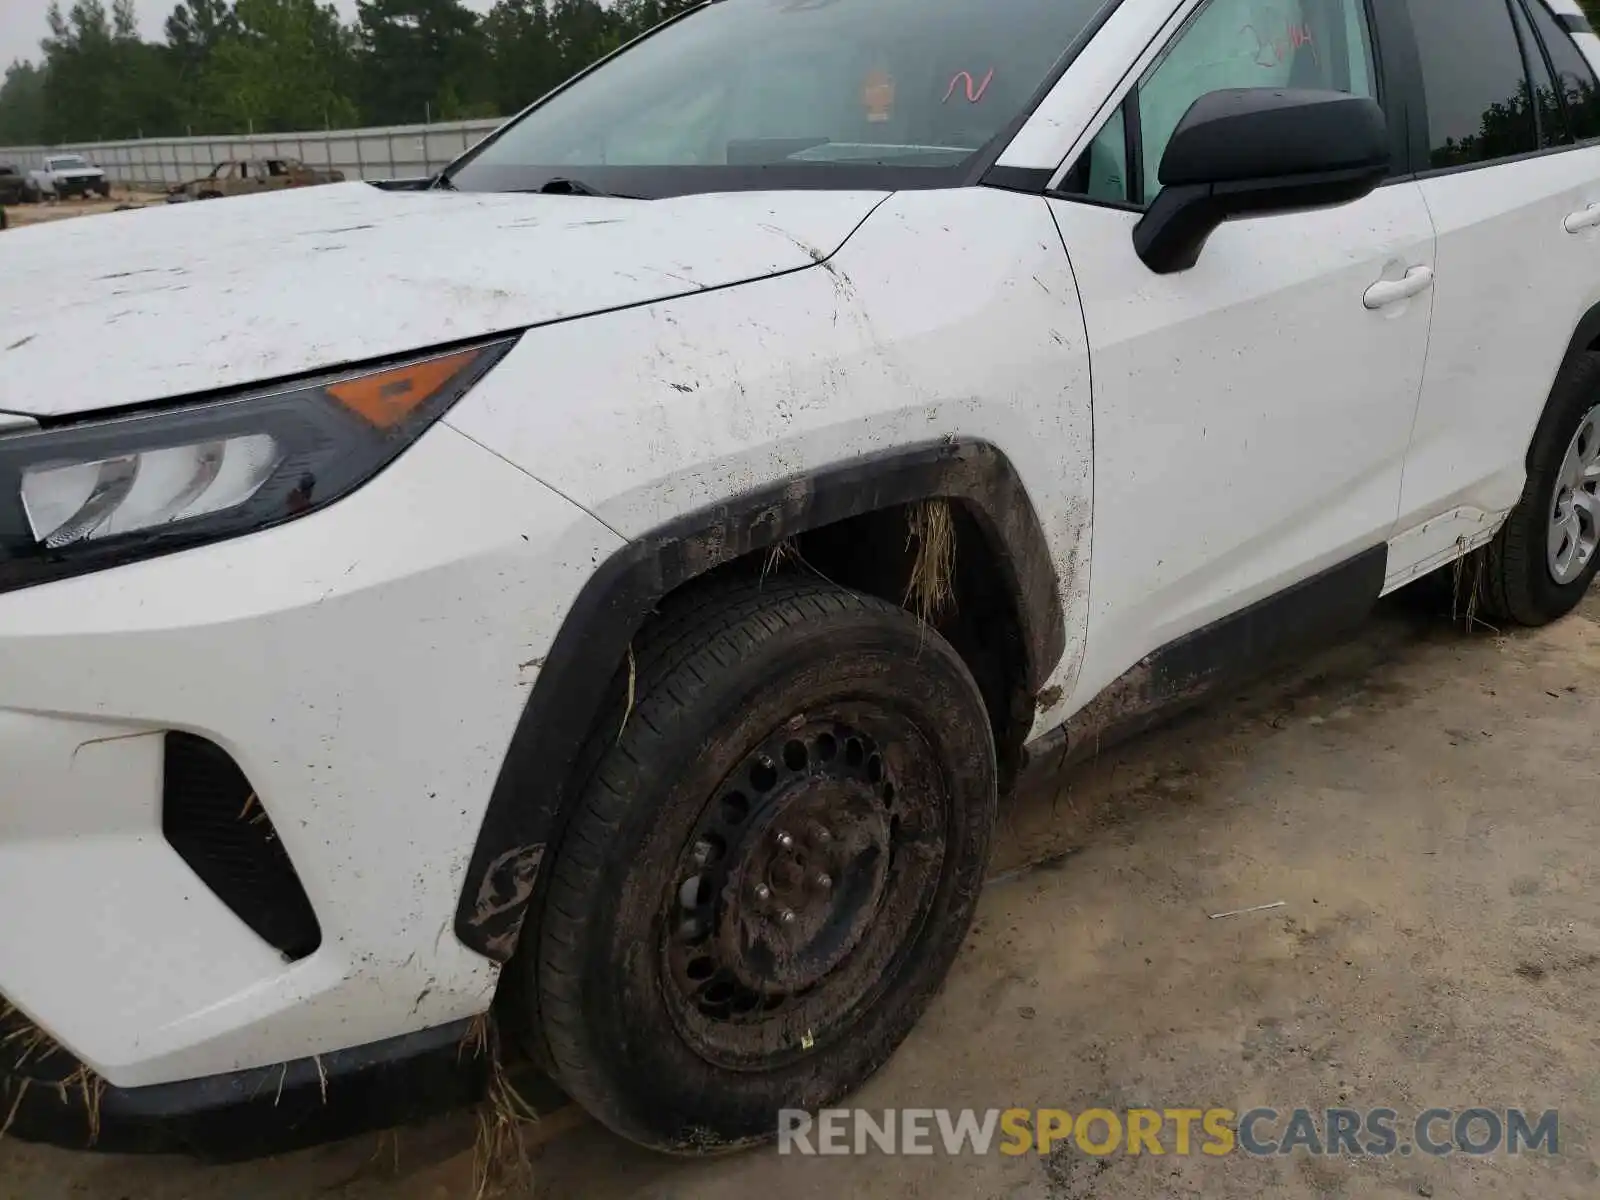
[455, 437, 1068, 962]
[1558, 299, 1600, 373]
[1543, 300, 1600, 464]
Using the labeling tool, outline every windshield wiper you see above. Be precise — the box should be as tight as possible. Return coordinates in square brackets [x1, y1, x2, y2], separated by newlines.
[535, 176, 635, 198]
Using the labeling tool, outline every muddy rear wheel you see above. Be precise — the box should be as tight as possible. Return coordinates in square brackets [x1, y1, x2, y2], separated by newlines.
[524, 576, 995, 1152]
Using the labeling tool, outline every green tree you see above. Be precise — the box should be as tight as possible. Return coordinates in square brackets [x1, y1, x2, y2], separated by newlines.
[478, 0, 690, 118]
[544, 0, 621, 78]
[481, 0, 561, 116]
[0, 0, 704, 145]
[198, 0, 359, 132]
[355, 0, 491, 125]
[39, 0, 118, 141]
[0, 61, 48, 144]
[108, 0, 185, 138]
[3, 0, 186, 142]
[165, 0, 239, 128]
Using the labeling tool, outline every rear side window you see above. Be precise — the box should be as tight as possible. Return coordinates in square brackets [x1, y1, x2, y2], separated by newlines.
[1511, 0, 1570, 147]
[1524, 0, 1600, 139]
[1406, 0, 1538, 168]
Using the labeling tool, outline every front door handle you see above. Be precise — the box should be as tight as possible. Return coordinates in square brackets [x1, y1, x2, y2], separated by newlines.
[1363, 265, 1435, 310]
[1565, 203, 1600, 233]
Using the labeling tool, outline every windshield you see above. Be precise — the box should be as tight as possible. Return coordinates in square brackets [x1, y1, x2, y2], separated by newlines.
[49, 156, 88, 170]
[448, 0, 1112, 197]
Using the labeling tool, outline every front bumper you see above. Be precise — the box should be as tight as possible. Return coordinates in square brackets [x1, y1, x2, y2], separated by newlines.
[50, 176, 107, 198]
[0, 1013, 487, 1159]
[0, 420, 622, 1130]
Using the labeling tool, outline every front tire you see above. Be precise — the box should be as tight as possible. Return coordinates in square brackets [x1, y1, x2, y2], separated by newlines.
[1479, 352, 1600, 625]
[524, 577, 996, 1152]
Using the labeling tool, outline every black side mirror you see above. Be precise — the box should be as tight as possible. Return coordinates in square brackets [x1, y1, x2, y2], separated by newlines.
[1133, 88, 1390, 274]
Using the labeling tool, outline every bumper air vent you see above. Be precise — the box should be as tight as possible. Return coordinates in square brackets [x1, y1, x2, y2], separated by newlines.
[162, 732, 321, 961]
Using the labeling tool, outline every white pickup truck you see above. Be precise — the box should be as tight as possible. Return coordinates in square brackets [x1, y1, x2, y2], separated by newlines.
[25, 153, 110, 201]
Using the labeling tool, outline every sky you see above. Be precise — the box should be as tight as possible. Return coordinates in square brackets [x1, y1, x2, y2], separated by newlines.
[0, 0, 494, 71]
[0, 0, 225, 67]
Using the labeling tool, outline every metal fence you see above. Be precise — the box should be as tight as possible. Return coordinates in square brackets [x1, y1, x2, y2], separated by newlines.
[0, 119, 506, 191]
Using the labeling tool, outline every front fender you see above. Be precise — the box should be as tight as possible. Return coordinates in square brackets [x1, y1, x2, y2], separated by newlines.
[446, 185, 1096, 960]
[452, 437, 1065, 961]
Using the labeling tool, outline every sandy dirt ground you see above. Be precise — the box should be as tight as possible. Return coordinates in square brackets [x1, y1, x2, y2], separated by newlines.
[4, 191, 166, 227]
[5, 587, 1600, 1199]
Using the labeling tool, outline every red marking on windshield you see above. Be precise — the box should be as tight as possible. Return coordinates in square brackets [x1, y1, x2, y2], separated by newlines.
[943, 68, 994, 104]
[1241, 18, 1318, 68]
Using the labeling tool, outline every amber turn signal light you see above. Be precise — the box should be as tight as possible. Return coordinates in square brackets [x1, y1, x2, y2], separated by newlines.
[327, 348, 484, 429]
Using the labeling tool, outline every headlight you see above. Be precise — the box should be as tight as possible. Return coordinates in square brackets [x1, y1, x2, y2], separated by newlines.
[0, 337, 516, 594]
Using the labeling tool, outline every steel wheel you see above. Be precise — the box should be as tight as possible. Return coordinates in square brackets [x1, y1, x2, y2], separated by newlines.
[661, 707, 945, 1070]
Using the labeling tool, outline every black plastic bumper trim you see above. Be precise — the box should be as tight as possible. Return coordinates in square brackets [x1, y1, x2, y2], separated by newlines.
[0, 1018, 488, 1162]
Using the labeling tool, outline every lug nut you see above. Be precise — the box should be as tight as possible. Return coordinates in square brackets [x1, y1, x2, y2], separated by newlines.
[777, 831, 795, 849]
[813, 825, 832, 843]
[815, 872, 832, 889]
[691, 840, 713, 866]
[780, 909, 797, 925]
[754, 882, 771, 901]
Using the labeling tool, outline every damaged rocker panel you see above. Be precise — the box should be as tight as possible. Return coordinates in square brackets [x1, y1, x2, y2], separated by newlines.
[455, 437, 1067, 962]
[1024, 543, 1389, 773]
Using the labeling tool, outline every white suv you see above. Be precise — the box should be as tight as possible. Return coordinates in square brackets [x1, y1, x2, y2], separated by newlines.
[2, 0, 1599, 1161]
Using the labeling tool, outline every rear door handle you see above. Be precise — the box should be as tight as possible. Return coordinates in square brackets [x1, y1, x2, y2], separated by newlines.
[1565, 203, 1600, 233]
[1363, 266, 1435, 310]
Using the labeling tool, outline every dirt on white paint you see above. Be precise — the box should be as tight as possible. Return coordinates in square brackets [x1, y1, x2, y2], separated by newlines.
[5, 588, 1600, 1199]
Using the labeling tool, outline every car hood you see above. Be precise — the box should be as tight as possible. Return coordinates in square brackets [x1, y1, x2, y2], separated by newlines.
[0, 182, 885, 418]
[50, 168, 103, 177]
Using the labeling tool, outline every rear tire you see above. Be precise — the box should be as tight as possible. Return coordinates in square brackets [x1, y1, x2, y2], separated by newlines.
[523, 577, 996, 1153]
[1479, 352, 1600, 625]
